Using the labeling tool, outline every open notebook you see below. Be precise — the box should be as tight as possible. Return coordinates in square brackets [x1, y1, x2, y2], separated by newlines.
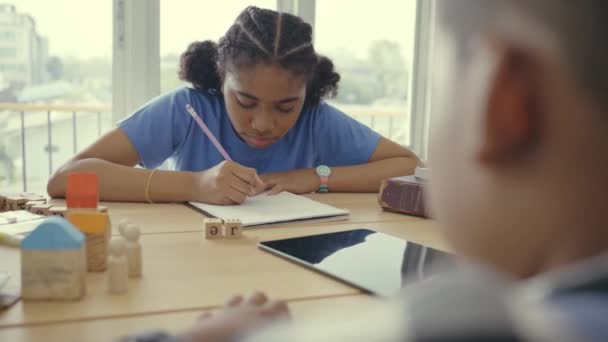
[188, 192, 350, 227]
[0, 210, 45, 226]
[0, 211, 46, 239]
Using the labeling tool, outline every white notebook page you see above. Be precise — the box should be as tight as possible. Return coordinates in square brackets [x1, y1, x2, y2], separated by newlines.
[189, 192, 350, 227]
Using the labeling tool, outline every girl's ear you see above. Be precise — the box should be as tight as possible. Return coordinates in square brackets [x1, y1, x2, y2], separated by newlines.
[475, 41, 540, 166]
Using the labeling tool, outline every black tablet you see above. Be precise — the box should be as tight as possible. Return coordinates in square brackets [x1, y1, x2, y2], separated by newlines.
[258, 228, 453, 297]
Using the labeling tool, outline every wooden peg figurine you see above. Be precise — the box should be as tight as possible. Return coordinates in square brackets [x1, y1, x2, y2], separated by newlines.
[124, 224, 142, 278]
[204, 218, 223, 239]
[118, 218, 130, 237]
[223, 219, 243, 239]
[107, 238, 128, 294]
[21, 217, 86, 301]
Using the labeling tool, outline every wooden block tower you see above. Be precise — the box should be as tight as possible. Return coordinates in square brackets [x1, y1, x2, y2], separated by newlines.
[68, 211, 111, 272]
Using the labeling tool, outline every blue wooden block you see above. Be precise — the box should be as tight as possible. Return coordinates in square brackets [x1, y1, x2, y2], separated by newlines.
[21, 217, 85, 250]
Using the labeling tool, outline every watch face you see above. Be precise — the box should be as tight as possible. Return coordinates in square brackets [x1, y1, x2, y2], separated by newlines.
[316, 165, 331, 177]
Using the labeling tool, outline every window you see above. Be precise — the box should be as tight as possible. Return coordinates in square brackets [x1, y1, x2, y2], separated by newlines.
[1, 0, 435, 192]
[0, 1, 112, 193]
[158, 0, 420, 147]
[0, 31, 17, 41]
[315, 0, 418, 146]
[0, 63, 24, 71]
[0, 47, 16, 57]
[160, 0, 276, 93]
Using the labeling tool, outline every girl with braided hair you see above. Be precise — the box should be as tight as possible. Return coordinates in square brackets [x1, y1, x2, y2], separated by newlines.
[48, 6, 420, 205]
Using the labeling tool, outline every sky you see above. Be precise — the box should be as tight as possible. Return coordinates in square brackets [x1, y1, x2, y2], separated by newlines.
[315, 0, 417, 60]
[9, 0, 417, 61]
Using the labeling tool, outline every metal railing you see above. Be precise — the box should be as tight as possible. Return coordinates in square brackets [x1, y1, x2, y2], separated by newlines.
[0, 103, 112, 192]
[0, 102, 408, 193]
[331, 103, 410, 144]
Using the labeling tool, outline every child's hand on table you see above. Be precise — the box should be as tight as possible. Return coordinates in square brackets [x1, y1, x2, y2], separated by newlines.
[178, 292, 290, 342]
[260, 169, 320, 195]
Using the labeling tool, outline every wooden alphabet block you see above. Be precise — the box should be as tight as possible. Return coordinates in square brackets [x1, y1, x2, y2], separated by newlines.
[25, 200, 46, 211]
[66, 173, 99, 209]
[0, 194, 7, 212]
[21, 217, 86, 301]
[19, 192, 46, 202]
[204, 218, 223, 239]
[68, 211, 110, 272]
[49, 206, 70, 218]
[30, 204, 53, 216]
[223, 219, 243, 239]
[7, 197, 27, 211]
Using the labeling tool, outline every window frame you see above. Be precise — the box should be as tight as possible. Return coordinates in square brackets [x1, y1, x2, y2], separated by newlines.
[112, 0, 160, 123]
[409, 0, 436, 159]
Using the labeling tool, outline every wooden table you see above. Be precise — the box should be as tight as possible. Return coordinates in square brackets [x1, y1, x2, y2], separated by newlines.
[0, 194, 447, 341]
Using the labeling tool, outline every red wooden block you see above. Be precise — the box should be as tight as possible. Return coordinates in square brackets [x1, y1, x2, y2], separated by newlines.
[66, 173, 99, 209]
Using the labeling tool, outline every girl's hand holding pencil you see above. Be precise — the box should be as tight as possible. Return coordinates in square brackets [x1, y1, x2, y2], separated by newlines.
[193, 161, 266, 205]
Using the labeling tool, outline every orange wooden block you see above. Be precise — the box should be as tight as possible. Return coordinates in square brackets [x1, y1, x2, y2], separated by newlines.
[68, 212, 109, 234]
[66, 173, 99, 209]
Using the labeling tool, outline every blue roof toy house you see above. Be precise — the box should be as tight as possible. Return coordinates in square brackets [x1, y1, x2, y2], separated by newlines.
[21, 217, 87, 300]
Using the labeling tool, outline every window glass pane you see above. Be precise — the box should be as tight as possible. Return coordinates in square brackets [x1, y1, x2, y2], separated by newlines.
[160, 0, 276, 93]
[315, 0, 417, 146]
[0, 1, 112, 193]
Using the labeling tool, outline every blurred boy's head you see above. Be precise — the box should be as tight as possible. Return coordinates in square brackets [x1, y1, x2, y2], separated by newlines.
[428, 0, 608, 278]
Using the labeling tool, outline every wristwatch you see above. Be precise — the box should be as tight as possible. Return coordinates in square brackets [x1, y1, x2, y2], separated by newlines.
[315, 165, 332, 193]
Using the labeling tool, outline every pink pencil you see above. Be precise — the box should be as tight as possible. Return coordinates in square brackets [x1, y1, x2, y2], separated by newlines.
[185, 104, 232, 161]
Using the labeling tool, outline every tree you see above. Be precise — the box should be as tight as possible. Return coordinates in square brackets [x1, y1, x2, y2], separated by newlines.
[47, 56, 64, 81]
[367, 40, 409, 101]
[335, 67, 382, 105]
[62, 57, 111, 84]
[322, 41, 410, 105]
[320, 48, 380, 105]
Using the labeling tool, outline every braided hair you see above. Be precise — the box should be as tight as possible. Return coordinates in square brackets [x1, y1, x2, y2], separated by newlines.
[179, 6, 340, 106]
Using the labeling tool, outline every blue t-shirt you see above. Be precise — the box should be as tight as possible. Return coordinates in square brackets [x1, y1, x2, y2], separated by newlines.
[118, 87, 381, 173]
